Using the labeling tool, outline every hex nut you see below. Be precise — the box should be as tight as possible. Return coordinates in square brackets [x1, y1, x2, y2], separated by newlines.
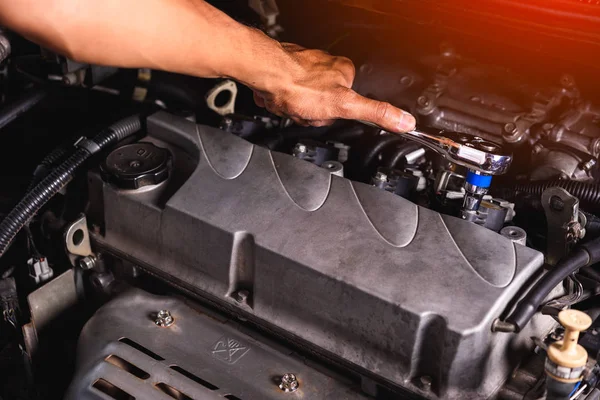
[279, 373, 299, 393]
[155, 310, 174, 327]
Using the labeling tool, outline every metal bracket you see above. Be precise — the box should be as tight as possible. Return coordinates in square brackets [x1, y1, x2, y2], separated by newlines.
[541, 187, 586, 266]
[64, 214, 93, 266]
[23, 269, 82, 357]
[205, 80, 238, 116]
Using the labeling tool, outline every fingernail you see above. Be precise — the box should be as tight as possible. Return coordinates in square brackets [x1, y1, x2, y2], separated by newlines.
[399, 112, 416, 132]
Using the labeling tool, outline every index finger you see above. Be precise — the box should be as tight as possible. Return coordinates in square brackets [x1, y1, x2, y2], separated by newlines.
[337, 89, 416, 133]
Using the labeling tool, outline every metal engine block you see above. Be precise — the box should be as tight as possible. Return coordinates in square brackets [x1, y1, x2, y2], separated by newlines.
[86, 111, 555, 399]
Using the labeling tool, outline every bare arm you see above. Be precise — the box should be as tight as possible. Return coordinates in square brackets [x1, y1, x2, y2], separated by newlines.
[0, 0, 415, 131]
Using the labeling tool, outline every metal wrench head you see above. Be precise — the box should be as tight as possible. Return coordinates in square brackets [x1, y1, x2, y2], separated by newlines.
[407, 128, 513, 175]
[358, 120, 512, 175]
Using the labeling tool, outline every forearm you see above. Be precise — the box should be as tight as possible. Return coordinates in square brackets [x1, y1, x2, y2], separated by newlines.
[0, 0, 288, 89]
[0, 0, 416, 131]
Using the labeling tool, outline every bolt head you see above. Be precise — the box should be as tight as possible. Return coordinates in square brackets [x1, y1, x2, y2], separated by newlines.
[78, 256, 96, 270]
[583, 159, 597, 172]
[129, 160, 141, 168]
[279, 373, 299, 393]
[417, 96, 430, 108]
[374, 171, 388, 182]
[155, 309, 174, 327]
[503, 122, 517, 134]
[294, 143, 307, 154]
[419, 375, 433, 391]
[233, 289, 250, 303]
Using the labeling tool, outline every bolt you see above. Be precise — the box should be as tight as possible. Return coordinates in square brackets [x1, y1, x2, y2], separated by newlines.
[294, 143, 307, 154]
[129, 160, 141, 168]
[233, 289, 250, 303]
[503, 122, 517, 135]
[78, 256, 97, 270]
[417, 96, 430, 108]
[374, 171, 388, 182]
[569, 222, 586, 240]
[62, 72, 79, 86]
[399, 76, 413, 86]
[583, 159, 597, 172]
[593, 139, 600, 157]
[561, 74, 575, 88]
[542, 123, 554, 133]
[155, 310, 174, 327]
[419, 376, 433, 391]
[279, 373, 299, 393]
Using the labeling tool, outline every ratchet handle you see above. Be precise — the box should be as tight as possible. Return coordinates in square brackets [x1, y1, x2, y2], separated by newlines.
[359, 120, 512, 175]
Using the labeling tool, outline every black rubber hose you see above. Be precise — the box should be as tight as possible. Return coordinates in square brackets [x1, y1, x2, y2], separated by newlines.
[503, 180, 600, 214]
[27, 145, 71, 192]
[0, 115, 141, 258]
[0, 89, 46, 131]
[362, 135, 404, 168]
[500, 235, 600, 332]
[505, 249, 590, 332]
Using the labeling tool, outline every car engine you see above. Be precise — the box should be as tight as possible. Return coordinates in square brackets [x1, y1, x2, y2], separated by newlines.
[2, 1, 600, 400]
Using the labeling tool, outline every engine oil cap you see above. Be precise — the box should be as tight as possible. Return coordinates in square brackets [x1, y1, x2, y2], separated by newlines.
[101, 142, 171, 189]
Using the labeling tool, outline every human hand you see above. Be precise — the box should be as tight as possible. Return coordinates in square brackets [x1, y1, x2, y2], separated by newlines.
[250, 43, 416, 132]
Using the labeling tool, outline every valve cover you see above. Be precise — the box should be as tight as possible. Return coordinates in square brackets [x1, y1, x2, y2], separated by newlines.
[88, 111, 554, 399]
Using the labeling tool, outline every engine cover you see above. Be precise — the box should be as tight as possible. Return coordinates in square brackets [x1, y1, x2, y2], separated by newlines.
[88, 112, 553, 399]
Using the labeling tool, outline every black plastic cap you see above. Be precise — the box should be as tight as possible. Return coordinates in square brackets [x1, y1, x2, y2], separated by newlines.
[101, 142, 171, 190]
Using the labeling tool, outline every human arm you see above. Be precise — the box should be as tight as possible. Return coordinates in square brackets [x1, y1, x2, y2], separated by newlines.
[0, 0, 415, 131]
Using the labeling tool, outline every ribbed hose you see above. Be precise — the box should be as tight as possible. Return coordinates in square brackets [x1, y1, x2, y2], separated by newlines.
[0, 115, 141, 257]
[93, 115, 141, 148]
[508, 180, 600, 213]
[27, 145, 70, 192]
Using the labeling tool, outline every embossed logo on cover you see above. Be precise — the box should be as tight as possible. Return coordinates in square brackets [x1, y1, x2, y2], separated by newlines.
[211, 336, 251, 364]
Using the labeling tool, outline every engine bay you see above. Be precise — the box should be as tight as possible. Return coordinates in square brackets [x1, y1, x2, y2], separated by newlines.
[2, 1, 600, 399]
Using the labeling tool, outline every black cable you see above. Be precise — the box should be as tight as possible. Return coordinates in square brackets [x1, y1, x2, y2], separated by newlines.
[362, 135, 404, 168]
[0, 115, 141, 258]
[27, 144, 71, 192]
[0, 89, 46, 131]
[497, 235, 600, 332]
[502, 249, 590, 332]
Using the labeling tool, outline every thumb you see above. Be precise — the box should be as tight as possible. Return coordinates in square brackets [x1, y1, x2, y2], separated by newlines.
[339, 90, 416, 133]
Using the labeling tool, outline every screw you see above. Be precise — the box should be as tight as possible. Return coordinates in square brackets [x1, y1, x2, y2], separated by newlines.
[129, 160, 141, 168]
[279, 373, 299, 393]
[419, 376, 433, 391]
[78, 256, 97, 270]
[155, 310, 174, 327]
[374, 171, 388, 182]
